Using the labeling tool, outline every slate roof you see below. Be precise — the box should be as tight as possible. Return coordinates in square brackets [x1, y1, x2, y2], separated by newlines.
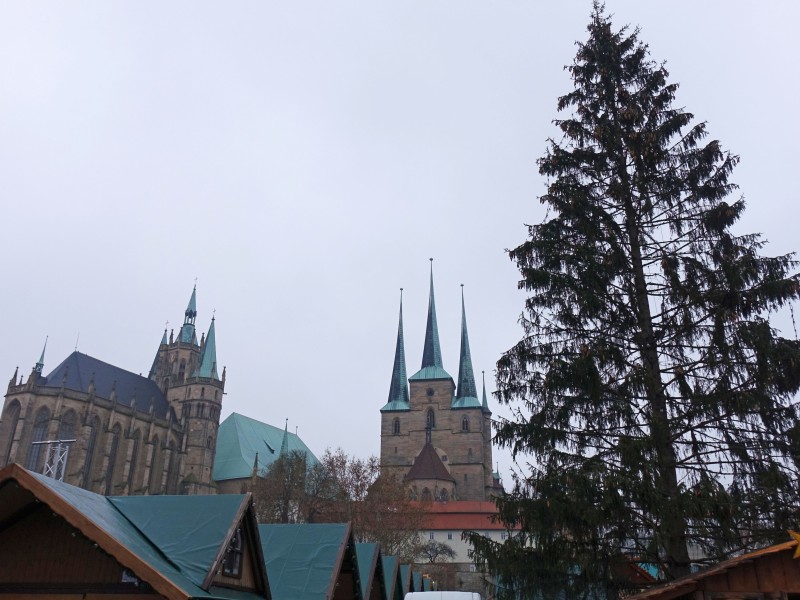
[42, 351, 171, 419]
[0, 464, 267, 600]
[214, 413, 318, 482]
[404, 444, 455, 483]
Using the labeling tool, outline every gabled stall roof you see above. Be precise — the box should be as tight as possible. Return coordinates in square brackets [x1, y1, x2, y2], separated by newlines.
[259, 523, 356, 600]
[355, 543, 384, 600]
[0, 464, 268, 600]
[399, 565, 413, 595]
[380, 556, 399, 600]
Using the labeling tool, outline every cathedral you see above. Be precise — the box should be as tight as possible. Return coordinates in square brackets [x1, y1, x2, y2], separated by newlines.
[380, 265, 502, 502]
[0, 286, 224, 495]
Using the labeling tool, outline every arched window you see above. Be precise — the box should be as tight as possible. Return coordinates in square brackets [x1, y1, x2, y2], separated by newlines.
[149, 436, 162, 494]
[83, 416, 101, 487]
[426, 409, 435, 429]
[59, 410, 76, 440]
[438, 488, 449, 502]
[392, 418, 400, 435]
[206, 435, 213, 449]
[166, 440, 179, 494]
[1, 401, 21, 466]
[178, 361, 186, 381]
[26, 407, 50, 471]
[105, 424, 122, 495]
[468, 447, 473, 461]
[127, 430, 141, 492]
[200, 387, 205, 398]
[461, 416, 470, 432]
[421, 487, 432, 501]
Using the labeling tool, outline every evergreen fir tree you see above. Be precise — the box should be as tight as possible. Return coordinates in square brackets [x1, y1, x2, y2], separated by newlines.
[470, 5, 800, 597]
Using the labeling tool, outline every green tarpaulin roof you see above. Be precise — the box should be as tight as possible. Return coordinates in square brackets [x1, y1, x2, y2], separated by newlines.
[258, 523, 351, 600]
[355, 543, 380, 600]
[16, 468, 263, 600]
[214, 413, 318, 482]
[381, 556, 398, 600]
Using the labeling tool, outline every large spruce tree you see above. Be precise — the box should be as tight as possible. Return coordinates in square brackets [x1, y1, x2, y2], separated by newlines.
[471, 5, 800, 598]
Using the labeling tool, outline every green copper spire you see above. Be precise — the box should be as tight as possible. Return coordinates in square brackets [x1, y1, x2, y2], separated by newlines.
[456, 286, 478, 400]
[482, 370, 491, 413]
[196, 317, 219, 380]
[34, 336, 48, 375]
[421, 259, 443, 369]
[280, 419, 289, 456]
[387, 290, 410, 406]
[179, 284, 198, 344]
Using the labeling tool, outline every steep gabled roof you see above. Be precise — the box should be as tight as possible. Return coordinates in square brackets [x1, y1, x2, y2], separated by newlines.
[42, 351, 170, 419]
[0, 464, 267, 600]
[381, 556, 399, 600]
[404, 444, 455, 483]
[195, 317, 219, 380]
[213, 413, 318, 482]
[355, 543, 383, 600]
[258, 523, 355, 600]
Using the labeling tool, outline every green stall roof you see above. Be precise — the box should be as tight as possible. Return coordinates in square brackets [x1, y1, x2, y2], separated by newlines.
[214, 413, 318, 482]
[259, 523, 353, 600]
[355, 543, 382, 600]
[5, 466, 265, 600]
[380, 556, 398, 600]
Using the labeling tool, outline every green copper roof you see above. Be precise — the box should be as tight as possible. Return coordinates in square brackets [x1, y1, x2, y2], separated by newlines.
[455, 288, 478, 401]
[148, 330, 167, 379]
[213, 413, 318, 482]
[196, 317, 219, 380]
[382, 291, 410, 412]
[410, 262, 452, 382]
[409, 365, 452, 381]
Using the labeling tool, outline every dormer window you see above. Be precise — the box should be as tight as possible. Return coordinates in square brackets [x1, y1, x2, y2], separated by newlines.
[222, 528, 243, 578]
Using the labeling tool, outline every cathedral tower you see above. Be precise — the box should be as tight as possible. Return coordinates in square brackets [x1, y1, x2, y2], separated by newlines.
[380, 263, 497, 502]
[149, 286, 224, 494]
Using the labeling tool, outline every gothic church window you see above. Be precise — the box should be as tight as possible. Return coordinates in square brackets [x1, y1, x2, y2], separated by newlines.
[83, 416, 100, 487]
[426, 409, 435, 429]
[1, 401, 20, 466]
[105, 424, 122, 495]
[26, 407, 50, 472]
[127, 430, 141, 492]
[392, 418, 400, 435]
[149, 436, 162, 494]
[461, 416, 470, 432]
[178, 360, 186, 381]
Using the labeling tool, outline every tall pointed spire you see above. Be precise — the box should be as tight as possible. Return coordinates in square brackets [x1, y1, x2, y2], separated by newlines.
[179, 284, 198, 344]
[34, 337, 48, 375]
[421, 259, 443, 369]
[196, 317, 219, 380]
[280, 419, 289, 456]
[456, 286, 478, 400]
[482, 370, 491, 413]
[386, 289, 410, 407]
[148, 328, 168, 379]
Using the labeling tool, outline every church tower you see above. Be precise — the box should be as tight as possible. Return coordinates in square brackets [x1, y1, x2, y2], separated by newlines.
[149, 286, 224, 494]
[380, 263, 496, 502]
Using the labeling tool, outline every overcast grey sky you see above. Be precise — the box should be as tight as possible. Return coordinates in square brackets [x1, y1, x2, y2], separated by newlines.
[1, 2, 798, 483]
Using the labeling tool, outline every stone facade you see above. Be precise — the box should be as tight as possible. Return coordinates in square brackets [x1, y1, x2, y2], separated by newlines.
[0, 287, 224, 495]
[379, 272, 501, 502]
